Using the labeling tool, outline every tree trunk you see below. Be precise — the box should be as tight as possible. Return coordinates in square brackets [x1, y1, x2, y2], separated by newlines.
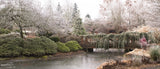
[19, 22, 24, 38]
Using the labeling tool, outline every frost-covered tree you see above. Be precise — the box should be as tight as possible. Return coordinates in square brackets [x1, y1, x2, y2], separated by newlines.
[84, 14, 96, 34]
[100, 0, 160, 30]
[62, 0, 74, 35]
[53, 2, 71, 35]
[0, 0, 14, 29]
[100, 0, 125, 33]
[0, 0, 40, 38]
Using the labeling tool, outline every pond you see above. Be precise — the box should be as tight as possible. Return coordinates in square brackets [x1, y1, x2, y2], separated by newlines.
[0, 52, 124, 69]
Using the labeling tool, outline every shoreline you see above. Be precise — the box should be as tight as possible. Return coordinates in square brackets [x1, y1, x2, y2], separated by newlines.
[116, 63, 160, 69]
[97, 48, 160, 69]
[132, 64, 160, 69]
[97, 59, 160, 69]
[0, 50, 86, 61]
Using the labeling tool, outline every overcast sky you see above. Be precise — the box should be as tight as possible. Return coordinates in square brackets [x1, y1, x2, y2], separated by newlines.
[38, 0, 102, 20]
[73, 0, 102, 19]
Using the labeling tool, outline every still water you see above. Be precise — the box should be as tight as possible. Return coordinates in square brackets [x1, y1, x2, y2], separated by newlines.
[0, 52, 124, 69]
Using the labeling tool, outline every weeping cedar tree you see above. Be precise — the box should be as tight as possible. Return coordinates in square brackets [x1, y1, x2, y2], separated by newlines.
[72, 3, 86, 35]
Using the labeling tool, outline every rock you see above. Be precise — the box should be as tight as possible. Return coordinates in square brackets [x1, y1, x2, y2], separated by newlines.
[124, 48, 150, 58]
[97, 60, 117, 69]
[119, 59, 132, 65]
[124, 48, 151, 63]
[97, 62, 108, 69]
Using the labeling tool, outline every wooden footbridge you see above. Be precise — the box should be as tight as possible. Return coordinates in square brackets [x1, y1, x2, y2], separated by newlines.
[79, 32, 157, 52]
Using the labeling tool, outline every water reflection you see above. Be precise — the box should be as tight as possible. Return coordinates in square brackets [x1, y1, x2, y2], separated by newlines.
[0, 52, 124, 69]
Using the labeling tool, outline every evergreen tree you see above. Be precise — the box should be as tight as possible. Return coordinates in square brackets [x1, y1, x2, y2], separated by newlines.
[85, 14, 91, 19]
[72, 3, 78, 18]
[73, 18, 86, 35]
[57, 2, 62, 13]
[72, 3, 85, 35]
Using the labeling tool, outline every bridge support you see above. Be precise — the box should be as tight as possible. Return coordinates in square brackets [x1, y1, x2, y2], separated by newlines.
[124, 49, 133, 52]
[88, 48, 93, 52]
[83, 48, 93, 52]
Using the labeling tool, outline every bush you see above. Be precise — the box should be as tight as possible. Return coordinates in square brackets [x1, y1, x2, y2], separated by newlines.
[65, 41, 82, 51]
[0, 38, 23, 57]
[0, 37, 57, 57]
[49, 36, 60, 42]
[38, 31, 53, 38]
[23, 37, 57, 56]
[150, 46, 160, 61]
[15, 29, 20, 33]
[0, 29, 11, 34]
[74, 42, 83, 50]
[56, 42, 70, 53]
[40, 37, 57, 55]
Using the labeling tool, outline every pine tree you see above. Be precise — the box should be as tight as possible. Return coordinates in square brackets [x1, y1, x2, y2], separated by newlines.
[72, 3, 86, 35]
[57, 2, 62, 13]
[85, 14, 91, 19]
[72, 3, 78, 18]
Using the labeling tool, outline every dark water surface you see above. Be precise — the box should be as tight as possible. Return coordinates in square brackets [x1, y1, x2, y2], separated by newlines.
[0, 52, 124, 69]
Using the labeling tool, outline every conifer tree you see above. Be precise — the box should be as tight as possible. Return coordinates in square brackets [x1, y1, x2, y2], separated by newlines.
[72, 3, 86, 35]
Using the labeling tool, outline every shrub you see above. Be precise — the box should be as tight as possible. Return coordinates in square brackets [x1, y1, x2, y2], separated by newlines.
[0, 38, 23, 57]
[22, 41, 45, 57]
[40, 37, 57, 55]
[0, 45, 22, 57]
[22, 38, 44, 56]
[49, 36, 60, 42]
[0, 37, 57, 57]
[15, 29, 20, 33]
[65, 41, 82, 51]
[61, 35, 81, 43]
[56, 42, 70, 53]
[0, 29, 11, 34]
[70, 41, 82, 50]
[38, 32, 53, 38]
[149, 46, 160, 61]
[23, 37, 57, 56]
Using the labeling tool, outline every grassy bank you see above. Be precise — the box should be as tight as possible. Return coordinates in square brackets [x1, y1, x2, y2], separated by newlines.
[0, 50, 85, 61]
